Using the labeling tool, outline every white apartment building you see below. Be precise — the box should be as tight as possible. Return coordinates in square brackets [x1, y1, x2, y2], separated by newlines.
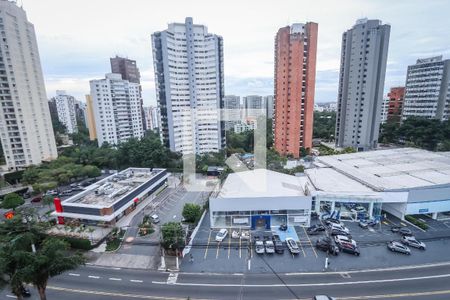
[402, 56, 450, 121]
[234, 120, 256, 134]
[152, 17, 225, 154]
[90, 73, 144, 147]
[53, 90, 78, 134]
[0, 0, 57, 170]
[223, 95, 241, 130]
[143, 106, 159, 131]
[243, 95, 265, 120]
[380, 97, 389, 124]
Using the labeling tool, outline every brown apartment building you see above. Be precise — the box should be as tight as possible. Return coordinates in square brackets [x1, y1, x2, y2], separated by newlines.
[274, 23, 318, 158]
[387, 87, 405, 124]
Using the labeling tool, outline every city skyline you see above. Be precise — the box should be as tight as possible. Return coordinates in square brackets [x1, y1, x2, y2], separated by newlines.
[20, 0, 450, 106]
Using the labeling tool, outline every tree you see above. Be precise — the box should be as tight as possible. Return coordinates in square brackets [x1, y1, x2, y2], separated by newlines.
[161, 222, 185, 251]
[21, 238, 85, 300]
[313, 111, 336, 140]
[2, 193, 24, 210]
[42, 195, 54, 209]
[0, 211, 85, 300]
[182, 203, 202, 223]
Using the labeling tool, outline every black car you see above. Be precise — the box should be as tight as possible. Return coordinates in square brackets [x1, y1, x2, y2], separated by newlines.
[315, 237, 339, 255]
[325, 218, 341, 226]
[307, 224, 326, 235]
[330, 229, 352, 239]
[338, 243, 360, 256]
[391, 225, 401, 232]
[273, 240, 284, 254]
[399, 228, 413, 236]
[19, 285, 31, 298]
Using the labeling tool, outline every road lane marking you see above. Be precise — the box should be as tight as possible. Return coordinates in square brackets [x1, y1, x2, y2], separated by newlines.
[130, 279, 143, 283]
[239, 232, 242, 259]
[68, 273, 80, 277]
[47, 286, 196, 300]
[6, 295, 15, 298]
[216, 241, 220, 259]
[337, 289, 450, 299]
[298, 240, 306, 257]
[167, 273, 178, 284]
[88, 275, 100, 279]
[109, 277, 122, 281]
[152, 273, 450, 287]
[303, 227, 318, 258]
[203, 230, 212, 259]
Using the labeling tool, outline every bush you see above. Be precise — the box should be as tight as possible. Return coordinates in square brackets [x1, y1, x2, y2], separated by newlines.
[405, 215, 429, 230]
[161, 222, 185, 250]
[2, 193, 24, 210]
[64, 237, 92, 250]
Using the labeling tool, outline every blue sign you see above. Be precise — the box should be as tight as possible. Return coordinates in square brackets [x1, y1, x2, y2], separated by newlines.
[419, 208, 429, 213]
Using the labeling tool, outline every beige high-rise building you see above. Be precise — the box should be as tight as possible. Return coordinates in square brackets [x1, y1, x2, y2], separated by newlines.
[85, 95, 97, 141]
[0, 0, 57, 170]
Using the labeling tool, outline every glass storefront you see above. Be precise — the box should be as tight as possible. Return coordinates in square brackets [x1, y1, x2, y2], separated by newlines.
[211, 209, 309, 228]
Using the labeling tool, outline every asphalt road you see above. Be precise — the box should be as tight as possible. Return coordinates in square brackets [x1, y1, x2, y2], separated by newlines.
[5, 262, 450, 299]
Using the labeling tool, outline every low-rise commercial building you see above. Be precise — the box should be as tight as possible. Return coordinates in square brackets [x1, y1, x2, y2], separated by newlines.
[53, 168, 169, 226]
[306, 148, 450, 221]
[210, 169, 312, 229]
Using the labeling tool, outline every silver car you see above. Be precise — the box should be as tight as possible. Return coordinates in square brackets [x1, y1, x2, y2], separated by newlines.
[265, 240, 275, 254]
[255, 241, 265, 254]
[402, 236, 426, 250]
[387, 241, 411, 255]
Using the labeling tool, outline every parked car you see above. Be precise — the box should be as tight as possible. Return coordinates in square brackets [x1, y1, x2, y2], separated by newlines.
[334, 235, 357, 247]
[328, 223, 349, 233]
[231, 231, 240, 239]
[387, 241, 411, 255]
[273, 239, 284, 254]
[265, 240, 275, 254]
[31, 196, 42, 203]
[315, 237, 339, 255]
[401, 236, 426, 250]
[330, 228, 352, 238]
[215, 229, 228, 242]
[60, 189, 73, 196]
[399, 228, 413, 236]
[339, 242, 360, 256]
[325, 218, 342, 226]
[286, 238, 300, 254]
[307, 224, 326, 235]
[45, 190, 58, 196]
[279, 224, 288, 231]
[240, 231, 250, 240]
[150, 214, 160, 224]
[358, 220, 369, 229]
[255, 240, 265, 254]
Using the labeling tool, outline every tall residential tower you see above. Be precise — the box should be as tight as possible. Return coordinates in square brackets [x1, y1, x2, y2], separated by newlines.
[335, 19, 390, 151]
[274, 22, 318, 158]
[0, 0, 57, 170]
[89, 73, 144, 147]
[52, 90, 78, 134]
[152, 17, 225, 154]
[402, 56, 450, 121]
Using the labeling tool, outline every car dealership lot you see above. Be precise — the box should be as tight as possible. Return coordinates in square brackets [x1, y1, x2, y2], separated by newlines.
[180, 212, 450, 273]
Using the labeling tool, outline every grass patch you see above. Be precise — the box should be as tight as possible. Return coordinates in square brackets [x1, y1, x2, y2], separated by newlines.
[405, 215, 429, 230]
[105, 227, 125, 251]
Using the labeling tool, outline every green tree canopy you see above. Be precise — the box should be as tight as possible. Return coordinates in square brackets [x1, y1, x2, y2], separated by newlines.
[182, 203, 202, 223]
[2, 193, 24, 210]
[161, 222, 185, 250]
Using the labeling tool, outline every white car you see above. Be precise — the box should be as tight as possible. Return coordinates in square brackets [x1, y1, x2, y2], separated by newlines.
[255, 241, 265, 254]
[286, 238, 300, 254]
[330, 223, 349, 233]
[215, 229, 228, 242]
[401, 236, 426, 250]
[265, 240, 275, 254]
[334, 235, 357, 247]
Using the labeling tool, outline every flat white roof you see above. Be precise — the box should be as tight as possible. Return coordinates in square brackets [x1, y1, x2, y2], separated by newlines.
[217, 169, 308, 199]
[305, 167, 374, 193]
[317, 148, 450, 191]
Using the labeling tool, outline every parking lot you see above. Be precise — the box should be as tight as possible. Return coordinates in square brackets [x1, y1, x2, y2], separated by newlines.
[181, 212, 450, 273]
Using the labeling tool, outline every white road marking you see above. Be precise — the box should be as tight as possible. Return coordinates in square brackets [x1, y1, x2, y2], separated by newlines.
[109, 277, 122, 281]
[88, 275, 100, 279]
[130, 279, 143, 283]
[68, 273, 80, 276]
[6, 295, 16, 298]
[167, 273, 178, 284]
[152, 273, 450, 287]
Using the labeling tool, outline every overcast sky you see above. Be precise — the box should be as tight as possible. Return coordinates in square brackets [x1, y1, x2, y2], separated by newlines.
[21, 0, 450, 106]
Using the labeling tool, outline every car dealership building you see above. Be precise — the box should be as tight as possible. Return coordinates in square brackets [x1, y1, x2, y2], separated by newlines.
[210, 148, 450, 229]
